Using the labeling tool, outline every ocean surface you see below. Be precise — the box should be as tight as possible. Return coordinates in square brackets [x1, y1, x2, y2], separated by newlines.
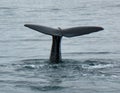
[0, 0, 120, 93]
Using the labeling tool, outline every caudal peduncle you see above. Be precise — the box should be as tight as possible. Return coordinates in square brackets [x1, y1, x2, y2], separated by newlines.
[50, 36, 62, 63]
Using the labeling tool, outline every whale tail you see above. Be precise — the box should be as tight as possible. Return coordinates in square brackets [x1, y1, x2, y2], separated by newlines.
[24, 24, 103, 37]
[24, 24, 104, 63]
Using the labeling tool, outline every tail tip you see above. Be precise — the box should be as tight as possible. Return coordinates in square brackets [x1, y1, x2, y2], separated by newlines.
[24, 24, 29, 27]
[99, 26, 104, 31]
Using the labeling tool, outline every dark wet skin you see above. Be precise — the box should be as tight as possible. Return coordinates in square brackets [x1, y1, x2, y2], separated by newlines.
[24, 24, 104, 63]
[50, 36, 62, 63]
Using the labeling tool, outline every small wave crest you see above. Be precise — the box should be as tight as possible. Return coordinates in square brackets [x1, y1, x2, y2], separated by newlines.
[13, 58, 117, 78]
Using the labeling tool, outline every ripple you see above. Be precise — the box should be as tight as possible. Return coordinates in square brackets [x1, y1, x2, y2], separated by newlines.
[65, 52, 112, 55]
[14, 58, 117, 78]
[107, 4, 120, 8]
[15, 83, 67, 91]
[0, 58, 120, 93]
[0, 55, 16, 58]
[87, 64, 113, 69]
[29, 85, 66, 91]
[51, 8, 61, 11]
[0, 7, 16, 10]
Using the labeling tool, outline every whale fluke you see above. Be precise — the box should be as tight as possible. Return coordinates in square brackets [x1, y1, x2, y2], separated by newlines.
[24, 24, 62, 36]
[24, 24, 104, 63]
[62, 26, 104, 37]
[24, 24, 103, 37]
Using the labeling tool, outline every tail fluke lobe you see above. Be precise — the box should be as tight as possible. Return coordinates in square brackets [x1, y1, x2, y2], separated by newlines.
[24, 24, 104, 37]
[24, 24, 62, 36]
[61, 26, 104, 37]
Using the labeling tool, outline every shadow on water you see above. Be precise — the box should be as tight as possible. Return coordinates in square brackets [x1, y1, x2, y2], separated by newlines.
[6, 58, 117, 91]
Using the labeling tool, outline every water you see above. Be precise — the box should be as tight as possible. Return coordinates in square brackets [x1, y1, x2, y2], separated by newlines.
[0, 0, 120, 93]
